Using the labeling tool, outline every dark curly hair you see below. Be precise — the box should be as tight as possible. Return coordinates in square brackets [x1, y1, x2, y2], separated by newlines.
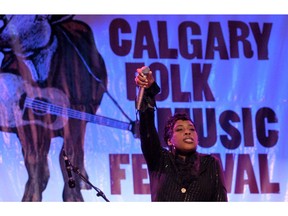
[163, 112, 195, 144]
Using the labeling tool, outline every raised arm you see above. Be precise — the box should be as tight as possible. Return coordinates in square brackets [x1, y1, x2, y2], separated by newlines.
[135, 67, 162, 169]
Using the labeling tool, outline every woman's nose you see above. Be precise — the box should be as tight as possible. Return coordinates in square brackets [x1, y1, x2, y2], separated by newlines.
[185, 130, 191, 135]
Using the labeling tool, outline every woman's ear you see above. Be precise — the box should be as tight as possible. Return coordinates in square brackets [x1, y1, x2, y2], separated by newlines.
[167, 139, 172, 146]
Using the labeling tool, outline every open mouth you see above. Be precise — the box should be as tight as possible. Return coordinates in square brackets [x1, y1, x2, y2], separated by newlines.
[183, 138, 193, 144]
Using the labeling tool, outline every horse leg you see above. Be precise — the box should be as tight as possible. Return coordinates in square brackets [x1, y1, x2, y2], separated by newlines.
[61, 118, 90, 202]
[17, 125, 51, 202]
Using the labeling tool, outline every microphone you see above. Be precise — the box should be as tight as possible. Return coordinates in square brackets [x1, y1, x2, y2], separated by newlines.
[62, 149, 76, 188]
[136, 66, 150, 111]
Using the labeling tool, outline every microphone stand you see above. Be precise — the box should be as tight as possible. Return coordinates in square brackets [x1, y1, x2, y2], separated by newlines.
[70, 162, 110, 202]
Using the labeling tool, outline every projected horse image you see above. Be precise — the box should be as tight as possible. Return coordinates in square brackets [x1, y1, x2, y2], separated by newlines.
[0, 15, 110, 201]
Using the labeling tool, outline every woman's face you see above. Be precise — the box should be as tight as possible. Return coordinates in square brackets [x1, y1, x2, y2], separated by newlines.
[168, 120, 198, 154]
